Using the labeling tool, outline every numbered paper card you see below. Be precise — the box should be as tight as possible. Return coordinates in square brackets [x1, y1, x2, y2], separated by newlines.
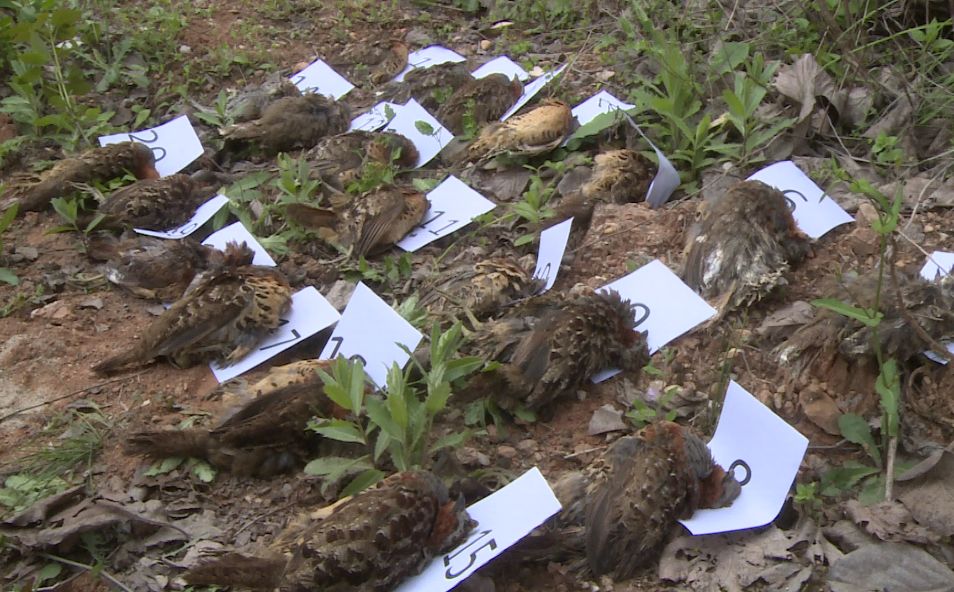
[501, 64, 568, 121]
[472, 55, 531, 81]
[394, 46, 467, 82]
[533, 218, 573, 292]
[570, 90, 635, 127]
[593, 259, 716, 382]
[202, 221, 276, 267]
[211, 287, 341, 383]
[919, 251, 954, 364]
[289, 58, 354, 99]
[349, 102, 401, 132]
[134, 194, 228, 239]
[747, 161, 854, 239]
[383, 99, 453, 167]
[397, 176, 496, 252]
[318, 282, 423, 386]
[98, 115, 203, 177]
[679, 381, 808, 534]
[397, 467, 561, 592]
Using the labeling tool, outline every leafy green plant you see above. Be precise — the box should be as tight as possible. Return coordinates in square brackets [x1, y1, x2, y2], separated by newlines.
[870, 132, 904, 166]
[511, 161, 566, 246]
[0, 203, 19, 285]
[306, 323, 482, 496]
[625, 385, 680, 428]
[49, 195, 105, 245]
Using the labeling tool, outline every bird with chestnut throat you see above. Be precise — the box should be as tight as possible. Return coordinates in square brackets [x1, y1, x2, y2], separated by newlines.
[185, 470, 476, 591]
[465, 288, 649, 412]
[516, 421, 741, 580]
[3, 141, 159, 214]
[683, 179, 812, 315]
[92, 263, 292, 374]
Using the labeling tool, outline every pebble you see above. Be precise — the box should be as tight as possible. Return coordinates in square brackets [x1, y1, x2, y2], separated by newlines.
[479, 39, 492, 51]
[179, 44, 191, 54]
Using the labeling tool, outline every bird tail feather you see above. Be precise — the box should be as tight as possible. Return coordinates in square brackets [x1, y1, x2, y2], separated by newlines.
[185, 553, 285, 589]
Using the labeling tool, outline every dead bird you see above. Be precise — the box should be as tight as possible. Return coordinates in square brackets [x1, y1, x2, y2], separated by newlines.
[92, 264, 292, 374]
[86, 235, 253, 301]
[306, 130, 418, 192]
[185, 470, 475, 591]
[88, 170, 230, 232]
[3, 141, 160, 213]
[227, 74, 302, 123]
[220, 93, 351, 156]
[458, 99, 573, 165]
[436, 73, 524, 136]
[126, 360, 344, 477]
[465, 288, 649, 412]
[517, 422, 740, 579]
[379, 62, 475, 112]
[683, 179, 812, 315]
[286, 185, 427, 258]
[329, 38, 409, 86]
[419, 256, 543, 321]
[580, 148, 656, 204]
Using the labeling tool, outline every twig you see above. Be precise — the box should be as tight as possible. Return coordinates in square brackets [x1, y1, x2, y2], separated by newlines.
[563, 446, 604, 460]
[39, 553, 133, 592]
[885, 434, 898, 501]
[0, 370, 148, 424]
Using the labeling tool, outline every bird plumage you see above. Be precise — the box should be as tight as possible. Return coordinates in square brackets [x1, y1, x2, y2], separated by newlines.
[436, 73, 524, 136]
[221, 93, 351, 155]
[460, 99, 573, 164]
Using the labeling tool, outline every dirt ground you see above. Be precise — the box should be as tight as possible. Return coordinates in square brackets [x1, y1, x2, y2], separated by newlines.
[2, 0, 954, 591]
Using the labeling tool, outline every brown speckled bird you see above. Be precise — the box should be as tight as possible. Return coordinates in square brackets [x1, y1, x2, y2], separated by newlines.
[460, 99, 573, 165]
[126, 361, 343, 477]
[581, 149, 656, 204]
[331, 39, 410, 86]
[86, 236, 253, 301]
[3, 141, 160, 213]
[227, 75, 302, 123]
[185, 470, 476, 591]
[286, 186, 427, 258]
[92, 264, 292, 374]
[221, 93, 351, 155]
[683, 180, 812, 314]
[467, 288, 649, 411]
[380, 62, 475, 112]
[436, 73, 524, 136]
[307, 130, 419, 191]
[420, 257, 543, 320]
[517, 422, 740, 578]
[90, 170, 228, 231]
[777, 269, 954, 375]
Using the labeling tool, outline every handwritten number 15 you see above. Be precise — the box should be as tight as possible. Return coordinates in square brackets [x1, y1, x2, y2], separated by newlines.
[443, 530, 497, 579]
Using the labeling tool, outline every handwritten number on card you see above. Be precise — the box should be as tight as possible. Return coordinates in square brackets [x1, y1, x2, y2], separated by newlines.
[632, 303, 650, 328]
[128, 130, 167, 163]
[728, 459, 752, 486]
[291, 74, 306, 85]
[260, 328, 302, 351]
[328, 336, 368, 366]
[443, 530, 498, 579]
[782, 189, 827, 212]
[534, 263, 551, 282]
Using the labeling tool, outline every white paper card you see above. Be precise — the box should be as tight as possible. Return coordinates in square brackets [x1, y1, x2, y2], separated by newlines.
[210, 287, 341, 383]
[289, 58, 354, 99]
[397, 176, 496, 252]
[920, 250, 954, 281]
[747, 161, 853, 239]
[643, 137, 680, 208]
[133, 194, 228, 239]
[318, 282, 422, 386]
[472, 55, 530, 81]
[394, 45, 467, 82]
[679, 380, 808, 534]
[98, 115, 203, 177]
[571, 90, 635, 127]
[383, 99, 453, 167]
[919, 251, 954, 363]
[397, 467, 561, 592]
[533, 218, 572, 292]
[202, 221, 275, 267]
[593, 259, 716, 382]
[501, 64, 567, 121]
[349, 101, 402, 132]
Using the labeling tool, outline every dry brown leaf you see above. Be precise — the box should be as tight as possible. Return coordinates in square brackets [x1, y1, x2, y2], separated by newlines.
[845, 499, 941, 544]
[829, 542, 954, 592]
[898, 447, 954, 537]
[587, 403, 626, 435]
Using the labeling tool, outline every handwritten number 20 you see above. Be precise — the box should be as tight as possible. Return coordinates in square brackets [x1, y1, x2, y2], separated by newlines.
[444, 530, 497, 579]
[128, 129, 167, 163]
